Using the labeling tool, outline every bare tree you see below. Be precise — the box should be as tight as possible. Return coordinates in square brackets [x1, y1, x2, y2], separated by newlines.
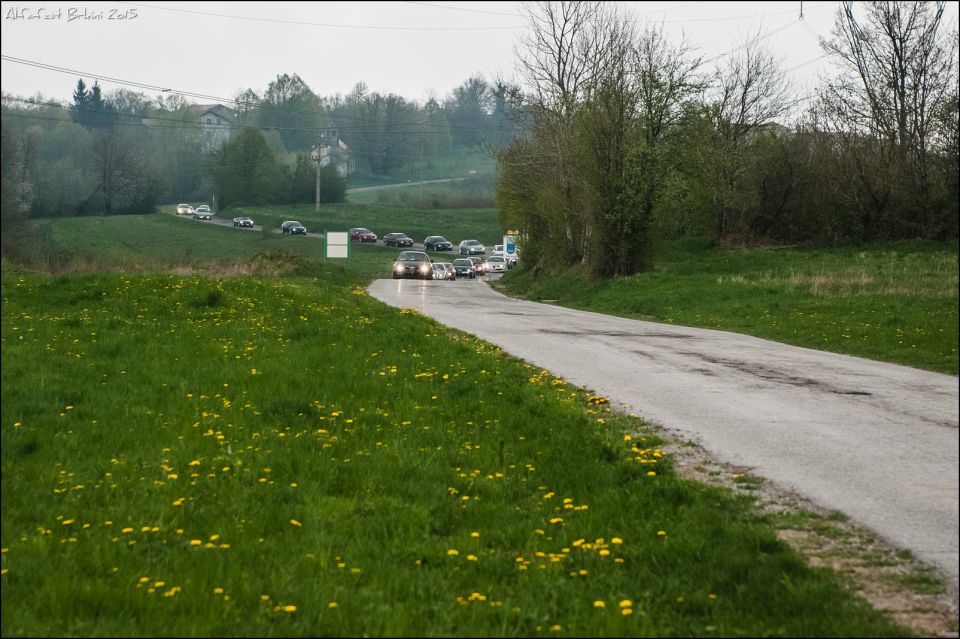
[701, 33, 791, 240]
[820, 1, 957, 230]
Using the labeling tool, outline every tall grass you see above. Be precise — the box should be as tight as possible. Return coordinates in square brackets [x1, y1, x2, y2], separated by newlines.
[1, 271, 907, 636]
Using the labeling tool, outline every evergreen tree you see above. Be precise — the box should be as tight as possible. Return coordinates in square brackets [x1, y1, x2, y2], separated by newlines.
[70, 79, 89, 124]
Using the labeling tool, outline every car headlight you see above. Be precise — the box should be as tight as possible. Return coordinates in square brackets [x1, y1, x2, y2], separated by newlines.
[394, 264, 404, 272]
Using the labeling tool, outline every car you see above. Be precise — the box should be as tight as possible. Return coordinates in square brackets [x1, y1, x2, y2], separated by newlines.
[232, 217, 254, 228]
[458, 239, 485, 255]
[483, 255, 508, 273]
[432, 263, 456, 280]
[196, 205, 211, 214]
[193, 207, 213, 220]
[423, 236, 453, 251]
[176, 203, 194, 216]
[392, 251, 434, 279]
[351, 227, 378, 243]
[452, 258, 477, 279]
[468, 256, 486, 276]
[383, 232, 414, 247]
[281, 221, 307, 235]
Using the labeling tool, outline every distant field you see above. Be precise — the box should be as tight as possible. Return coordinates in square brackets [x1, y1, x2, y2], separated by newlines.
[496, 238, 959, 375]
[25, 213, 958, 374]
[345, 153, 496, 189]
[1, 270, 908, 637]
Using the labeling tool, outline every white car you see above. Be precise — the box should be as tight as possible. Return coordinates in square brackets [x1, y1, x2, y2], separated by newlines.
[176, 203, 194, 216]
[483, 255, 508, 273]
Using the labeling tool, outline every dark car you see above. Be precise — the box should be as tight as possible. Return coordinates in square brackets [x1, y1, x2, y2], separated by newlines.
[383, 232, 414, 247]
[392, 251, 433, 279]
[424, 236, 453, 251]
[232, 216, 254, 228]
[281, 221, 307, 235]
[351, 227, 378, 243]
[452, 258, 476, 279]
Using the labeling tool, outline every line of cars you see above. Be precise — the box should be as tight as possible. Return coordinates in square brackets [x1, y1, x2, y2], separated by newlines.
[392, 251, 502, 281]
[176, 203, 213, 220]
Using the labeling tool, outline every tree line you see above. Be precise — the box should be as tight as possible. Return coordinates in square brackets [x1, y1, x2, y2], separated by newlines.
[0, 70, 522, 240]
[496, 1, 959, 278]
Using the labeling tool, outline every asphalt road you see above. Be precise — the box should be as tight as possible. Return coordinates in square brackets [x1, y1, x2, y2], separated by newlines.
[368, 277, 960, 588]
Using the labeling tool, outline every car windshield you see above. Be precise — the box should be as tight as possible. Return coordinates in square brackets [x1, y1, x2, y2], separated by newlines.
[489, 256, 505, 262]
[357, 228, 370, 233]
[398, 252, 427, 262]
[453, 259, 472, 266]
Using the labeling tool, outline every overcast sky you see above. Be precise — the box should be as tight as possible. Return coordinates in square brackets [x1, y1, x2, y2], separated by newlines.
[2, 1, 957, 110]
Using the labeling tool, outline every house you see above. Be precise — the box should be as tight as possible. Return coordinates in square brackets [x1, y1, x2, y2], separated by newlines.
[314, 138, 354, 177]
[192, 104, 236, 153]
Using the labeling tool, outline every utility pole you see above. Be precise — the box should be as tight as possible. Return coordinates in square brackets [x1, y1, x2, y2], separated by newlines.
[311, 143, 321, 213]
[312, 128, 338, 213]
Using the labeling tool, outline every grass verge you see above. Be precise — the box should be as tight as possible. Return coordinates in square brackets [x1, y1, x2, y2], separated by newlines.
[1, 269, 912, 636]
[495, 239, 958, 374]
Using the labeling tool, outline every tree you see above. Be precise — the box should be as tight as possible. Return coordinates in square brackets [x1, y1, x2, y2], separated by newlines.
[698, 34, 791, 242]
[209, 128, 283, 207]
[446, 75, 490, 148]
[818, 1, 958, 239]
[69, 79, 89, 124]
[256, 73, 325, 152]
[85, 127, 160, 215]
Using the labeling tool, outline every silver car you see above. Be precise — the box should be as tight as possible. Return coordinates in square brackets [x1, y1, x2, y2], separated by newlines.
[483, 255, 508, 273]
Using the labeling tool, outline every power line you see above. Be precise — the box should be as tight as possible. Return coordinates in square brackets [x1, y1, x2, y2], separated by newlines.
[402, 1, 521, 17]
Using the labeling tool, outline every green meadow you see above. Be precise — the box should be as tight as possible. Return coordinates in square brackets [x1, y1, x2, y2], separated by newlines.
[1, 269, 908, 636]
[2, 201, 956, 635]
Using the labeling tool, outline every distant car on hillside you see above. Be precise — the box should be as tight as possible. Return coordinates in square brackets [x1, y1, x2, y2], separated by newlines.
[281, 221, 307, 235]
[383, 232, 414, 247]
[458, 239, 485, 255]
[351, 227, 378, 243]
[176, 203, 194, 216]
[424, 236, 453, 251]
[232, 217, 254, 228]
[193, 207, 213, 220]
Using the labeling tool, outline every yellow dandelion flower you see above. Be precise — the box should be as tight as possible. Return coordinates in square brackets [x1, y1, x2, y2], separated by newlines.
[328, 602, 338, 609]
[190, 539, 202, 546]
[213, 587, 224, 594]
[612, 537, 623, 544]
[290, 519, 302, 527]
[619, 599, 632, 608]
[622, 608, 633, 616]
[657, 530, 667, 537]
[283, 605, 297, 613]
[467, 554, 478, 561]
[470, 531, 479, 538]
[447, 549, 459, 556]
[708, 593, 718, 600]
[594, 600, 606, 608]
[121, 527, 133, 534]
[261, 594, 270, 601]
[549, 517, 563, 524]
[62, 519, 75, 525]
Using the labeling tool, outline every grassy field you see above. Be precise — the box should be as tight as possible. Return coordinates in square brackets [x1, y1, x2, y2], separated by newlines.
[496, 238, 959, 375]
[1, 268, 910, 636]
[345, 152, 496, 189]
